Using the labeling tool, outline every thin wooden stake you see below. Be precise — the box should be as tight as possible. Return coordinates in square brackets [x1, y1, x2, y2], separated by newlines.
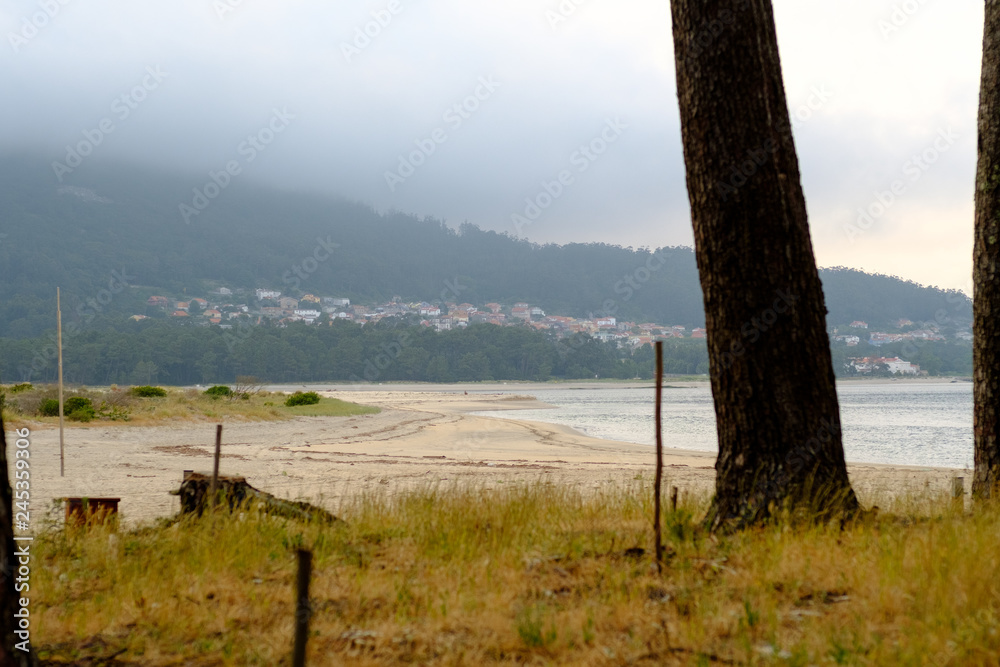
[671, 486, 678, 513]
[654, 341, 664, 572]
[209, 424, 222, 508]
[293, 548, 313, 667]
[57, 287, 65, 477]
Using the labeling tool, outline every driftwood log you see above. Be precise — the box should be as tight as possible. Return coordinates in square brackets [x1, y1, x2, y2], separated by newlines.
[171, 472, 339, 524]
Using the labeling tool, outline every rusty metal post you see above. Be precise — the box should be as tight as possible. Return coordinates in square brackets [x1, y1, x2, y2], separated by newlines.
[654, 341, 664, 572]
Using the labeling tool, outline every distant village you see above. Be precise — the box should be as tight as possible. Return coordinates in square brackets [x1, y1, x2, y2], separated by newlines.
[832, 319, 972, 376]
[137, 288, 708, 350]
[135, 291, 970, 377]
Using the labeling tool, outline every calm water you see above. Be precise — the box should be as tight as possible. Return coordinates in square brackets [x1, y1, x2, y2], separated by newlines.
[472, 382, 974, 470]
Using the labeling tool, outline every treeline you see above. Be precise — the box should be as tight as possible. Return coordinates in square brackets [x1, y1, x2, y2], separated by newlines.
[0, 315, 971, 385]
[0, 320, 711, 386]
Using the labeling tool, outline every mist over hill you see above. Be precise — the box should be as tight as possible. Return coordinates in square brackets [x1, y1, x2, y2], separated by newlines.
[0, 155, 971, 340]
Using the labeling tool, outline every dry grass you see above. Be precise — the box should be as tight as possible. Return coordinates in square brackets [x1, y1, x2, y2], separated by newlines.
[0, 385, 379, 428]
[30, 481, 1000, 665]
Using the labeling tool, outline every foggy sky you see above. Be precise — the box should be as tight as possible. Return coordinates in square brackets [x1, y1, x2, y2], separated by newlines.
[0, 0, 983, 292]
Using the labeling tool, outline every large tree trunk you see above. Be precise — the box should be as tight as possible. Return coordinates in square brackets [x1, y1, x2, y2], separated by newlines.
[669, 0, 859, 528]
[974, 1, 1000, 500]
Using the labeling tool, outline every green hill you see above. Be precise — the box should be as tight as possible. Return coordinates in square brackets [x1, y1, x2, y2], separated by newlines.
[0, 155, 971, 340]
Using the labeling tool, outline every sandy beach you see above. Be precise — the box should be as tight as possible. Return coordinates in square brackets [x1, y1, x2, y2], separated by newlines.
[16, 388, 972, 526]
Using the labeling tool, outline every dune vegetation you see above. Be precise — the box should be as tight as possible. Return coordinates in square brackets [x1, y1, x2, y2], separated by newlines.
[30, 480, 1000, 665]
[0, 383, 379, 428]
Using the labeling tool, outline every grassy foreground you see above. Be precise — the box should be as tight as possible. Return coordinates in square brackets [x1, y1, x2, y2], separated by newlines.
[32, 482, 1000, 666]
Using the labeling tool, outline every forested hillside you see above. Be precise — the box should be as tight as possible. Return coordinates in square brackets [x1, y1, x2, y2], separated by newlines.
[0, 155, 972, 340]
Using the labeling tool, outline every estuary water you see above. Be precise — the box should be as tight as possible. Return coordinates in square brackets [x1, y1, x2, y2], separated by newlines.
[472, 381, 974, 470]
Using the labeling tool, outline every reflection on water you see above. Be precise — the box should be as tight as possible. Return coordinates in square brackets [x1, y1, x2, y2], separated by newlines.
[472, 382, 973, 469]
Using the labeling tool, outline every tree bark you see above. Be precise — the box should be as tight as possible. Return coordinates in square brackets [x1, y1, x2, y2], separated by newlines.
[669, 0, 858, 528]
[974, 1, 1000, 500]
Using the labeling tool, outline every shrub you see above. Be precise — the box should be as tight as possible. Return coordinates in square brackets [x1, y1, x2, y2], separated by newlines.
[285, 391, 321, 407]
[204, 385, 233, 398]
[65, 397, 95, 422]
[97, 400, 131, 422]
[131, 385, 167, 398]
[8, 383, 33, 394]
[40, 397, 96, 421]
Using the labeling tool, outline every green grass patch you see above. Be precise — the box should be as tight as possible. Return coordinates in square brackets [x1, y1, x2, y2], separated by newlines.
[282, 396, 381, 417]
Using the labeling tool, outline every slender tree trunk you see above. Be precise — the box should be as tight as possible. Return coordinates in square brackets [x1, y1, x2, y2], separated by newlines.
[669, 0, 859, 528]
[974, 1, 1000, 500]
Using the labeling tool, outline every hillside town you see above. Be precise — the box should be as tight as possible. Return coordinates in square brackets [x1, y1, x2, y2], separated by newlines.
[135, 288, 707, 350]
[132, 290, 970, 378]
[831, 319, 972, 347]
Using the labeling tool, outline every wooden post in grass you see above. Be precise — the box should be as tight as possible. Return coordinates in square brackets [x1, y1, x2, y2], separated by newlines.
[671, 486, 678, 513]
[293, 548, 313, 667]
[57, 287, 65, 478]
[208, 425, 222, 508]
[654, 341, 664, 572]
[952, 477, 965, 506]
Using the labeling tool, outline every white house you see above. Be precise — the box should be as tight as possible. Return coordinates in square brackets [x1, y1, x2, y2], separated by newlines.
[294, 309, 321, 322]
[419, 305, 442, 317]
[883, 357, 920, 375]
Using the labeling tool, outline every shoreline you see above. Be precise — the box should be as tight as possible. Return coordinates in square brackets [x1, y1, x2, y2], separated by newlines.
[262, 375, 973, 393]
[11, 389, 972, 527]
